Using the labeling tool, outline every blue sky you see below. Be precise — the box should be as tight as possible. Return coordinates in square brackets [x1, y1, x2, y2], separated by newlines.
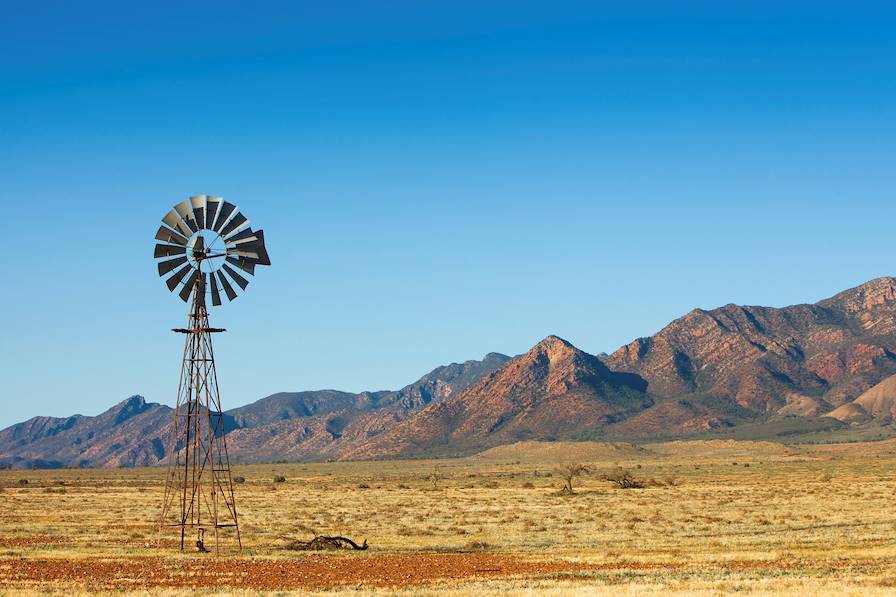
[1, 2, 894, 427]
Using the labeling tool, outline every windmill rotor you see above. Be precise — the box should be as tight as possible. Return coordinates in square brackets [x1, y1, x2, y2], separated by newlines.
[154, 195, 270, 306]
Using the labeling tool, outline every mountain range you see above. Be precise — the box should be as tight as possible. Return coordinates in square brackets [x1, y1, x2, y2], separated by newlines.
[3, 277, 896, 468]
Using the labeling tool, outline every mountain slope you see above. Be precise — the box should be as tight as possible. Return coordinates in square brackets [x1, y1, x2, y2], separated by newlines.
[227, 390, 379, 429]
[0, 353, 510, 468]
[606, 277, 896, 414]
[339, 336, 652, 459]
[0, 396, 173, 468]
[384, 352, 512, 410]
[828, 374, 896, 424]
[222, 352, 513, 463]
[228, 353, 512, 430]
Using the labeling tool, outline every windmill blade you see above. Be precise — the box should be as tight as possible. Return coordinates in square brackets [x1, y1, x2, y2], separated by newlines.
[222, 263, 249, 290]
[155, 225, 188, 246]
[174, 200, 199, 233]
[154, 243, 186, 258]
[162, 209, 193, 238]
[228, 238, 262, 252]
[190, 195, 207, 231]
[257, 245, 270, 266]
[158, 255, 188, 276]
[219, 211, 249, 239]
[210, 271, 222, 306]
[223, 227, 257, 245]
[226, 246, 260, 259]
[212, 201, 237, 233]
[166, 263, 194, 292]
[179, 270, 199, 302]
[252, 229, 271, 265]
[205, 196, 222, 229]
[226, 235, 268, 263]
[226, 255, 256, 275]
[217, 270, 237, 301]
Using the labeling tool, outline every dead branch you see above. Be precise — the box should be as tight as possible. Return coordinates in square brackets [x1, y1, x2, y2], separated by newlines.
[601, 468, 645, 489]
[286, 535, 369, 551]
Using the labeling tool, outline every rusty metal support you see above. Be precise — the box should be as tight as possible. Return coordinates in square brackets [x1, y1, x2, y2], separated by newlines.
[159, 272, 241, 555]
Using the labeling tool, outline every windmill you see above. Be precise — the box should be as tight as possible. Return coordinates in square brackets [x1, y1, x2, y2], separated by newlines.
[154, 195, 270, 554]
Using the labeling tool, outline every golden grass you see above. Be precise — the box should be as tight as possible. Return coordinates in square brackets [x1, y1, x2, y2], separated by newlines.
[2, 439, 896, 595]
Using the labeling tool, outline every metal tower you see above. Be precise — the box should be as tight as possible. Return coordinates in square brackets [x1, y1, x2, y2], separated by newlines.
[159, 281, 240, 553]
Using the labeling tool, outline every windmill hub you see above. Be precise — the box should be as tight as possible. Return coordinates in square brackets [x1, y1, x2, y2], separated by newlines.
[189, 235, 207, 259]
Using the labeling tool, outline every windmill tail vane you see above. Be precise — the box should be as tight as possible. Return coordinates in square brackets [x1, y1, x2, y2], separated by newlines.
[154, 195, 270, 555]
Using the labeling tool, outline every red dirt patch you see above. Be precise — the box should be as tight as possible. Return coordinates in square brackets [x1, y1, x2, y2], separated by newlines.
[0, 554, 592, 590]
[0, 536, 73, 548]
[0, 555, 879, 590]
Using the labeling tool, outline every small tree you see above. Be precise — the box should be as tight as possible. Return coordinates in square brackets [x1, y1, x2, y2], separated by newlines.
[428, 465, 443, 490]
[558, 463, 590, 494]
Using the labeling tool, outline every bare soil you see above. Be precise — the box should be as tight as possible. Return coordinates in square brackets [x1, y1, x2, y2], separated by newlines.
[0, 554, 594, 590]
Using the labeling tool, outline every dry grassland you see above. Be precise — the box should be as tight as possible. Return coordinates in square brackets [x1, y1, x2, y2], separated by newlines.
[2, 439, 896, 595]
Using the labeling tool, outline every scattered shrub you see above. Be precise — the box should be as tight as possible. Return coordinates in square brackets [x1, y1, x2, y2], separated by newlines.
[233, 476, 246, 484]
[358, 483, 370, 489]
[522, 481, 535, 488]
[273, 475, 286, 483]
[17, 479, 28, 486]
[601, 468, 645, 489]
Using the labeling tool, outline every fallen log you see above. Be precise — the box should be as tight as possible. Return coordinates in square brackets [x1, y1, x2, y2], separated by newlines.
[286, 535, 369, 551]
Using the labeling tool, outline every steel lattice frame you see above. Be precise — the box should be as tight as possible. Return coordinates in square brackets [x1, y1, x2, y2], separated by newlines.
[158, 285, 241, 554]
